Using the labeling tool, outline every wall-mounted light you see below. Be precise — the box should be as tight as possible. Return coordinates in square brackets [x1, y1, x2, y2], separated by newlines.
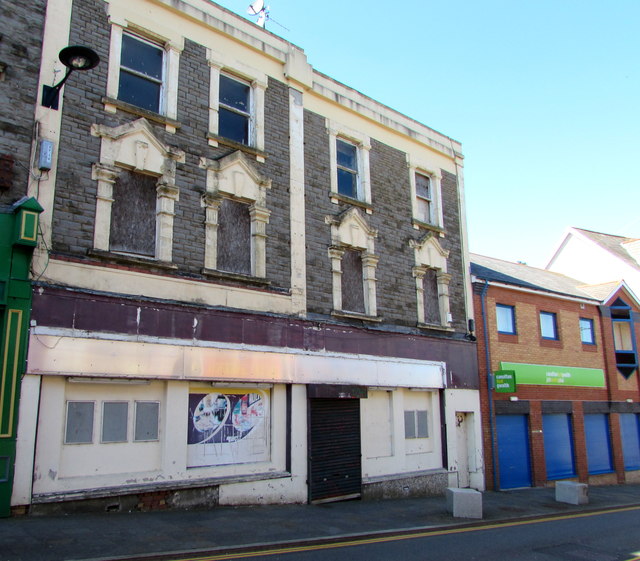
[42, 45, 100, 110]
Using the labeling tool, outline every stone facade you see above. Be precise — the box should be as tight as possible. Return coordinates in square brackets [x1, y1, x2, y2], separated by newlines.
[10, 0, 482, 513]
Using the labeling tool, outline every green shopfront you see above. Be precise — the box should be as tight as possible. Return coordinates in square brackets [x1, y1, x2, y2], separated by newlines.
[0, 197, 42, 516]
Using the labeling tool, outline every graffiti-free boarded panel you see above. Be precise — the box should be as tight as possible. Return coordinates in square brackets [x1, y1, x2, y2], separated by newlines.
[308, 398, 361, 502]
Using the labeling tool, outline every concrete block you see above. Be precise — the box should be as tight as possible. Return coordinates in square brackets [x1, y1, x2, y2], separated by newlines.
[555, 481, 588, 505]
[446, 487, 483, 519]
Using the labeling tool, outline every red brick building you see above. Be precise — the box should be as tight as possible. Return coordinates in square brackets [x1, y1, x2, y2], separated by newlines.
[471, 254, 640, 490]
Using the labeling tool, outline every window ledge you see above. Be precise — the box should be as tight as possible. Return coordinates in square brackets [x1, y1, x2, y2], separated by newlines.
[202, 268, 271, 288]
[102, 97, 181, 131]
[207, 133, 267, 161]
[582, 343, 598, 352]
[412, 219, 445, 236]
[540, 338, 563, 348]
[329, 193, 373, 213]
[88, 249, 178, 271]
[417, 322, 454, 332]
[498, 332, 519, 343]
[332, 310, 382, 323]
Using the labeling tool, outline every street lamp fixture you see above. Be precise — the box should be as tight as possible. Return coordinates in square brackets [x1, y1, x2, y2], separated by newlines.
[42, 45, 100, 110]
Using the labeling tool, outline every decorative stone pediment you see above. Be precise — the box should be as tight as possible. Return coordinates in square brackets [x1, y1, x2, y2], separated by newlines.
[200, 151, 271, 205]
[410, 233, 449, 271]
[91, 118, 185, 180]
[325, 207, 377, 251]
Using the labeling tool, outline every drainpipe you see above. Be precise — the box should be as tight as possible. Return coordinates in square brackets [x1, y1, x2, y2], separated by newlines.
[479, 279, 499, 491]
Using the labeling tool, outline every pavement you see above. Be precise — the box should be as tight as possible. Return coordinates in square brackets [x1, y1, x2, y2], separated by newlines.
[2, 484, 640, 561]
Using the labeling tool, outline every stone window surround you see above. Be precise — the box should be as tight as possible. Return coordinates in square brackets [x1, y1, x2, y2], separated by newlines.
[199, 151, 271, 280]
[206, 50, 267, 160]
[407, 157, 444, 232]
[91, 119, 185, 265]
[327, 121, 372, 208]
[326, 208, 379, 320]
[104, 23, 183, 133]
[410, 234, 452, 330]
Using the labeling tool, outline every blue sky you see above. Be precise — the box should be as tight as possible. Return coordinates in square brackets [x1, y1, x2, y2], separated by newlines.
[220, 0, 640, 267]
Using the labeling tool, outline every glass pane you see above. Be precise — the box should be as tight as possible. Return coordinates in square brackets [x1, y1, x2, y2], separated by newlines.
[415, 174, 431, 199]
[580, 318, 594, 344]
[613, 321, 633, 350]
[135, 402, 159, 441]
[219, 107, 250, 145]
[337, 140, 357, 170]
[540, 312, 557, 339]
[118, 70, 161, 113]
[416, 410, 429, 438]
[102, 402, 128, 443]
[121, 34, 163, 80]
[337, 168, 357, 198]
[220, 75, 250, 112]
[416, 198, 431, 223]
[497, 305, 515, 334]
[404, 411, 416, 439]
[65, 402, 94, 444]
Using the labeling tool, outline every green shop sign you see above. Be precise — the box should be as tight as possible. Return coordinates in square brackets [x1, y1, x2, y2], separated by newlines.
[494, 370, 516, 393]
[500, 362, 605, 388]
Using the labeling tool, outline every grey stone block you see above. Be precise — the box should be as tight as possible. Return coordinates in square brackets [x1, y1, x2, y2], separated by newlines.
[555, 481, 588, 505]
[446, 487, 483, 519]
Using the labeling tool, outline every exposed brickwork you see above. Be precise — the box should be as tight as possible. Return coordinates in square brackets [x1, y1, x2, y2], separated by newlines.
[474, 282, 640, 490]
[0, 0, 46, 206]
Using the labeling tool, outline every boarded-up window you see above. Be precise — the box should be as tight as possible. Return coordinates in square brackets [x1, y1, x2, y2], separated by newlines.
[102, 402, 128, 443]
[341, 248, 365, 313]
[217, 198, 251, 275]
[423, 268, 440, 324]
[65, 401, 95, 444]
[135, 401, 159, 441]
[110, 170, 156, 257]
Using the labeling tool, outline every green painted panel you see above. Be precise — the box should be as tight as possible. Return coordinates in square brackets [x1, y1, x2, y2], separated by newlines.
[500, 362, 606, 388]
[494, 370, 516, 392]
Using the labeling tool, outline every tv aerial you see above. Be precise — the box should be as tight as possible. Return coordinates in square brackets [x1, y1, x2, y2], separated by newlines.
[246, 0, 288, 31]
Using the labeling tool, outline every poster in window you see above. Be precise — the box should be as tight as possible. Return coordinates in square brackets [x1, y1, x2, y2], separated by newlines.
[187, 389, 269, 467]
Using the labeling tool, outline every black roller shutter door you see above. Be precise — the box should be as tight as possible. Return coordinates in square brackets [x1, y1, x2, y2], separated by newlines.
[308, 398, 361, 503]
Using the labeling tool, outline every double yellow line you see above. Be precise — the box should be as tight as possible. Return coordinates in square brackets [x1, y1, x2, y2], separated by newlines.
[143, 505, 640, 561]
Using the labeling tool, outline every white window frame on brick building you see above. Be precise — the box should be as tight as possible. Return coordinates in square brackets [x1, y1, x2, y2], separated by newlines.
[327, 122, 371, 207]
[326, 208, 379, 320]
[206, 51, 266, 158]
[410, 233, 452, 330]
[200, 151, 271, 279]
[104, 23, 182, 132]
[91, 118, 185, 264]
[408, 158, 444, 231]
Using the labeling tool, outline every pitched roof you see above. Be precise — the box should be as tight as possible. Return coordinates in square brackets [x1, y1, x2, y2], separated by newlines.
[470, 253, 599, 301]
[572, 228, 640, 270]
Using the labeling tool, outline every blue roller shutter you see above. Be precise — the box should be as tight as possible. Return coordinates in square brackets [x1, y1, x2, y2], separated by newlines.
[620, 413, 640, 470]
[584, 413, 613, 474]
[543, 414, 576, 479]
[496, 414, 532, 489]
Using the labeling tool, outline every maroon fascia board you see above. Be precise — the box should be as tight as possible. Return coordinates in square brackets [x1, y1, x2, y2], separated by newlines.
[31, 285, 479, 389]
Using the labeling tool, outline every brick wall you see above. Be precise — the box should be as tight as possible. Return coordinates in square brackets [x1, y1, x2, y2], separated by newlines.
[474, 283, 640, 489]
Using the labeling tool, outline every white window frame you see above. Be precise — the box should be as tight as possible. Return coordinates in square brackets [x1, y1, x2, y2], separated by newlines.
[408, 158, 444, 230]
[101, 401, 129, 443]
[64, 401, 95, 445]
[328, 122, 371, 206]
[105, 24, 181, 132]
[207, 52, 267, 157]
[134, 401, 160, 442]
